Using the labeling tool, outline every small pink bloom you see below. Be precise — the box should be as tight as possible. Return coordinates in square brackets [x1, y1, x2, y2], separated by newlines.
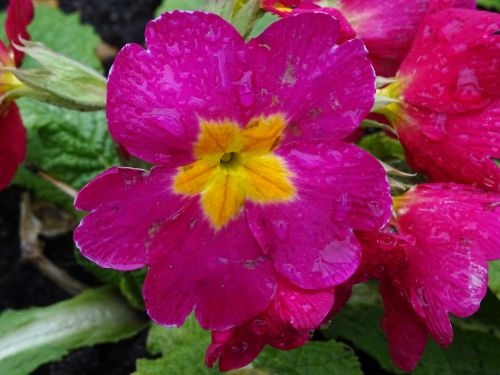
[381, 9, 500, 191]
[262, 0, 474, 76]
[75, 11, 391, 331]
[0, 0, 34, 190]
[205, 279, 334, 371]
[356, 183, 500, 371]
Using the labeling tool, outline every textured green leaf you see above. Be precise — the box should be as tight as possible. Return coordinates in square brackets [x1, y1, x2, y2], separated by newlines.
[136, 316, 362, 375]
[358, 131, 405, 161]
[325, 284, 500, 375]
[0, 287, 146, 375]
[18, 100, 118, 190]
[477, 0, 500, 11]
[255, 341, 363, 375]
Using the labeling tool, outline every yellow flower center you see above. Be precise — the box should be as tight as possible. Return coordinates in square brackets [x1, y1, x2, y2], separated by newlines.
[173, 114, 296, 229]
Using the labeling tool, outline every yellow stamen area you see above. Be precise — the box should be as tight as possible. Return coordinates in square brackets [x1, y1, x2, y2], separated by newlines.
[174, 114, 295, 229]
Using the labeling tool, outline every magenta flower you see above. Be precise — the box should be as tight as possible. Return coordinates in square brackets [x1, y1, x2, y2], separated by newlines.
[0, 0, 34, 190]
[263, 0, 475, 76]
[206, 279, 334, 371]
[74, 11, 391, 331]
[379, 9, 500, 191]
[356, 183, 500, 371]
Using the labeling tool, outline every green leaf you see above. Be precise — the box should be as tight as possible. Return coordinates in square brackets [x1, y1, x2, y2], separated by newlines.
[25, 6, 102, 71]
[358, 131, 405, 161]
[255, 341, 363, 375]
[248, 13, 279, 38]
[18, 100, 119, 190]
[232, 0, 264, 38]
[0, 287, 146, 375]
[477, 0, 500, 11]
[134, 316, 220, 375]
[155, 0, 205, 15]
[488, 260, 500, 300]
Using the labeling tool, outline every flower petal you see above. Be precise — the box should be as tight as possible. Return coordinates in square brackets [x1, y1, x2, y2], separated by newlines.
[74, 166, 186, 270]
[399, 9, 500, 113]
[143, 206, 277, 330]
[0, 104, 25, 190]
[380, 277, 428, 372]
[337, 0, 474, 77]
[206, 330, 265, 372]
[107, 11, 253, 165]
[248, 12, 375, 142]
[397, 102, 500, 191]
[248, 141, 391, 289]
[395, 184, 495, 344]
[6, 0, 34, 66]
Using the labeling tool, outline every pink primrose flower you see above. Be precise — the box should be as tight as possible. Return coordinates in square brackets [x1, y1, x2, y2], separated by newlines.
[356, 183, 500, 371]
[74, 11, 391, 331]
[262, 0, 475, 76]
[380, 9, 500, 191]
[0, 0, 34, 190]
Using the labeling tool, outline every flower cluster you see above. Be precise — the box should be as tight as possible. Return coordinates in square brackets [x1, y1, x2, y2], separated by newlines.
[71, 1, 500, 372]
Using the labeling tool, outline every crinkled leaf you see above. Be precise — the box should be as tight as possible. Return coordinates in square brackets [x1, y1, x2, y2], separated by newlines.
[18, 100, 119, 190]
[136, 316, 362, 375]
[358, 131, 405, 161]
[477, 0, 500, 11]
[325, 284, 500, 375]
[255, 341, 363, 375]
[0, 287, 146, 375]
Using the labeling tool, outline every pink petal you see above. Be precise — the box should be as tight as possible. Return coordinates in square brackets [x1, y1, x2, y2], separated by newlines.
[396, 184, 493, 344]
[248, 141, 390, 289]
[380, 277, 428, 372]
[337, 0, 474, 77]
[267, 279, 334, 331]
[143, 206, 277, 330]
[248, 12, 375, 142]
[397, 101, 500, 191]
[107, 11, 253, 165]
[0, 104, 26, 190]
[399, 9, 500, 113]
[74, 166, 187, 270]
[206, 330, 265, 371]
[5, 0, 34, 66]
[400, 183, 500, 261]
